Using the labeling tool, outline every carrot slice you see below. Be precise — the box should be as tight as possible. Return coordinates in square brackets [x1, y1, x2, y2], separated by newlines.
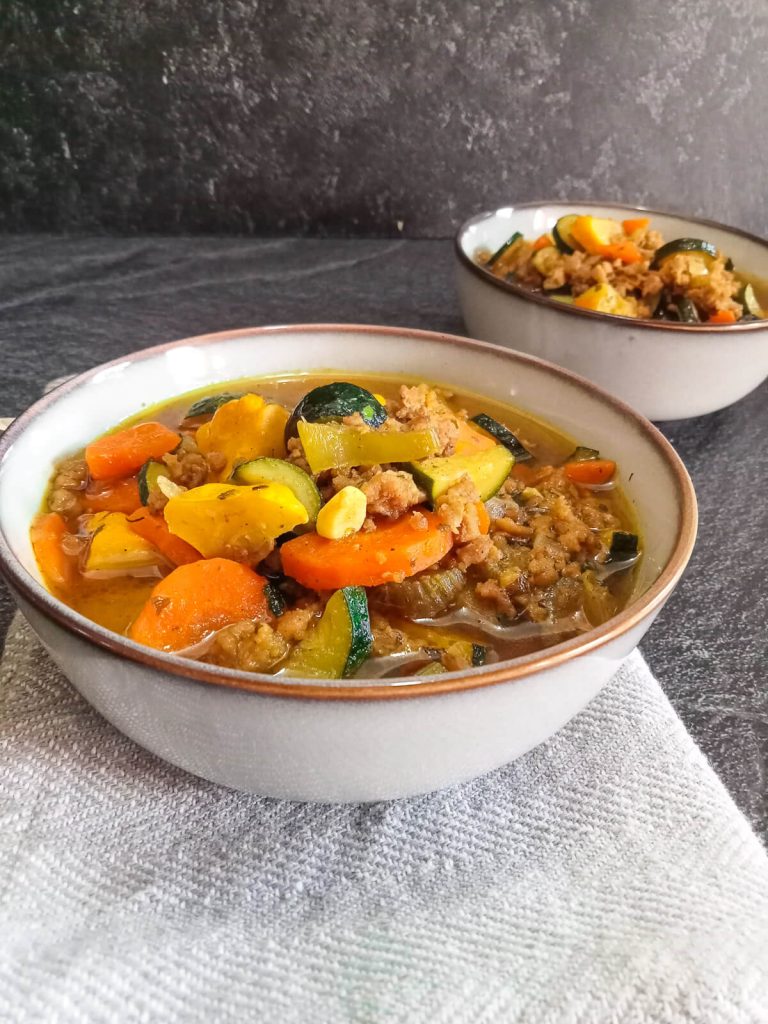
[622, 217, 650, 235]
[476, 501, 491, 536]
[707, 309, 737, 324]
[83, 476, 142, 514]
[85, 423, 180, 480]
[128, 558, 270, 651]
[564, 459, 617, 485]
[281, 510, 453, 589]
[30, 512, 76, 588]
[600, 240, 643, 265]
[532, 233, 553, 252]
[126, 507, 202, 566]
[511, 463, 538, 484]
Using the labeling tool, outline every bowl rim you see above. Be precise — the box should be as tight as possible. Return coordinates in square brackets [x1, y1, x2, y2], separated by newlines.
[0, 323, 698, 703]
[455, 199, 768, 333]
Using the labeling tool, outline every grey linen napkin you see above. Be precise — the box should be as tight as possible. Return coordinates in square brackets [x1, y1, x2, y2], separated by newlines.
[2, 611, 768, 1024]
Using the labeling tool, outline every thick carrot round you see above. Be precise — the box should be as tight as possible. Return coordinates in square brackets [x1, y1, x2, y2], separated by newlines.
[83, 476, 142, 515]
[708, 309, 737, 324]
[532, 233, 553, 251]
[281, 510, 454, 589]
[30, 513, 76, 589]
[86, 422, 180, 480]
[126, 507, 202, 566]
[565, 459, 616, 485]
[128, 558, 270, 651]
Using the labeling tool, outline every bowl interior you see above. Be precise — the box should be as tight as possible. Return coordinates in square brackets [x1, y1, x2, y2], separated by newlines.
[458, 202, 768, 290]
[0, 326, 691, 677]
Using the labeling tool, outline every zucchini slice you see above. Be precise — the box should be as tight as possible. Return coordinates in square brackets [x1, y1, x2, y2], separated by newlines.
[470, 413, 532, 462]
[185, 392, 241, 419]
[286, 382, 387, 441]
[739, 283, 764, 318]
[566, 446, 600, 463]
[282, 587, 372, 679]
[603, 530, 639, 564]
[416, 660, 444, 676]
[408, 445, 514, 503]
[264, 581, 287, 617]
[552, 214, 581, 255]
[471, 643, 487, 667]
[137, 459, 168, 505]
[485, 232, 522, 267]
[531, 245, 560, 278]
[233, 457, 322, 526]
[650, 238, 717, 270]
[672, 297, 701, 323]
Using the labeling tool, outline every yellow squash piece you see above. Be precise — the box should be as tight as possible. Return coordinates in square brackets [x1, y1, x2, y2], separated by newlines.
[573, 283, 638, 318]
[163, 482, 308, 558]
[196, 394, 291, 478]
[85, 511, 162, 573]
[570, 215, 623, 254]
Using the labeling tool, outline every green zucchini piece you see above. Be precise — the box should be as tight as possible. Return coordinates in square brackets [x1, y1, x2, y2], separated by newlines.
[416, 661, 444, 676]
[264, 582, 286, 617]
[137, 460, 168, 505]
[550, 294, 575, 305]
[298, 421, 439, 474]
[408, 445, 514, 504]
[566, 446, 600, 463]
[185, 392, 241, 418]
[552, 214, 581, 255]
[285, 382, 387, 441]
[485, 232, 522, 267]
[603, 530, 639, 563]
[470, 413, 532, 462]
[650, 238, 717, 270]
[739, 283, 764, 318]
[232, 457, 322, 526]
[282, 587, 372, 679]
[531, 245, 559, 276]
[471, 643, 487, 667]
[672, 297, 701, 323]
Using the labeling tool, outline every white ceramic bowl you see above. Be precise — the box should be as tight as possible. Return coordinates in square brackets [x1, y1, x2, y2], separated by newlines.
[0, 325, 697, 801]
[456, 202, 768, 420]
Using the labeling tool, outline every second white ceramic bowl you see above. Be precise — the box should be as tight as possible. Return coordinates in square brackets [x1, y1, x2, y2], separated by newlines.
[0, 325, 697, 801]
[456, 202, 768, 420]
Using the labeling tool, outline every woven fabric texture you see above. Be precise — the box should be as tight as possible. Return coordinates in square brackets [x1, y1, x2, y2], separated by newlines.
[1, 612, 768, 1024]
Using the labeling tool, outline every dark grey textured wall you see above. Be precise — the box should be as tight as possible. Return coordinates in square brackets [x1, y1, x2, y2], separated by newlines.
[3, 0, 768, 236]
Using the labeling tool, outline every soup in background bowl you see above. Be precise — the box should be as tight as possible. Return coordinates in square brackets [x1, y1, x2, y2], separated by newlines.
[456, 202, 768, 420]
[0, 325, 697, 800]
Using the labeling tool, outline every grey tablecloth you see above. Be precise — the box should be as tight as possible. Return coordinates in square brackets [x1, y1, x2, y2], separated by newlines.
[1, 611, 768, 1024]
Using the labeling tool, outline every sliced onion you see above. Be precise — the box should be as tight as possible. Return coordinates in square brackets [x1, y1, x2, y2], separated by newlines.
[370, 566, 466, 618]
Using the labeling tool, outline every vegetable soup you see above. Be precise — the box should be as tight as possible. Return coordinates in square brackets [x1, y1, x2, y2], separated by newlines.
[32, 375, 641, 679]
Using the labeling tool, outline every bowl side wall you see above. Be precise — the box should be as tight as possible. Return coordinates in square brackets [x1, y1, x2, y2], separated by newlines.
[18, 590, 657, 800]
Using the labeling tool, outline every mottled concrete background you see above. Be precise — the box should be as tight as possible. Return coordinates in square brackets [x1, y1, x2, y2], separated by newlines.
[3, 0, 768, 236]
